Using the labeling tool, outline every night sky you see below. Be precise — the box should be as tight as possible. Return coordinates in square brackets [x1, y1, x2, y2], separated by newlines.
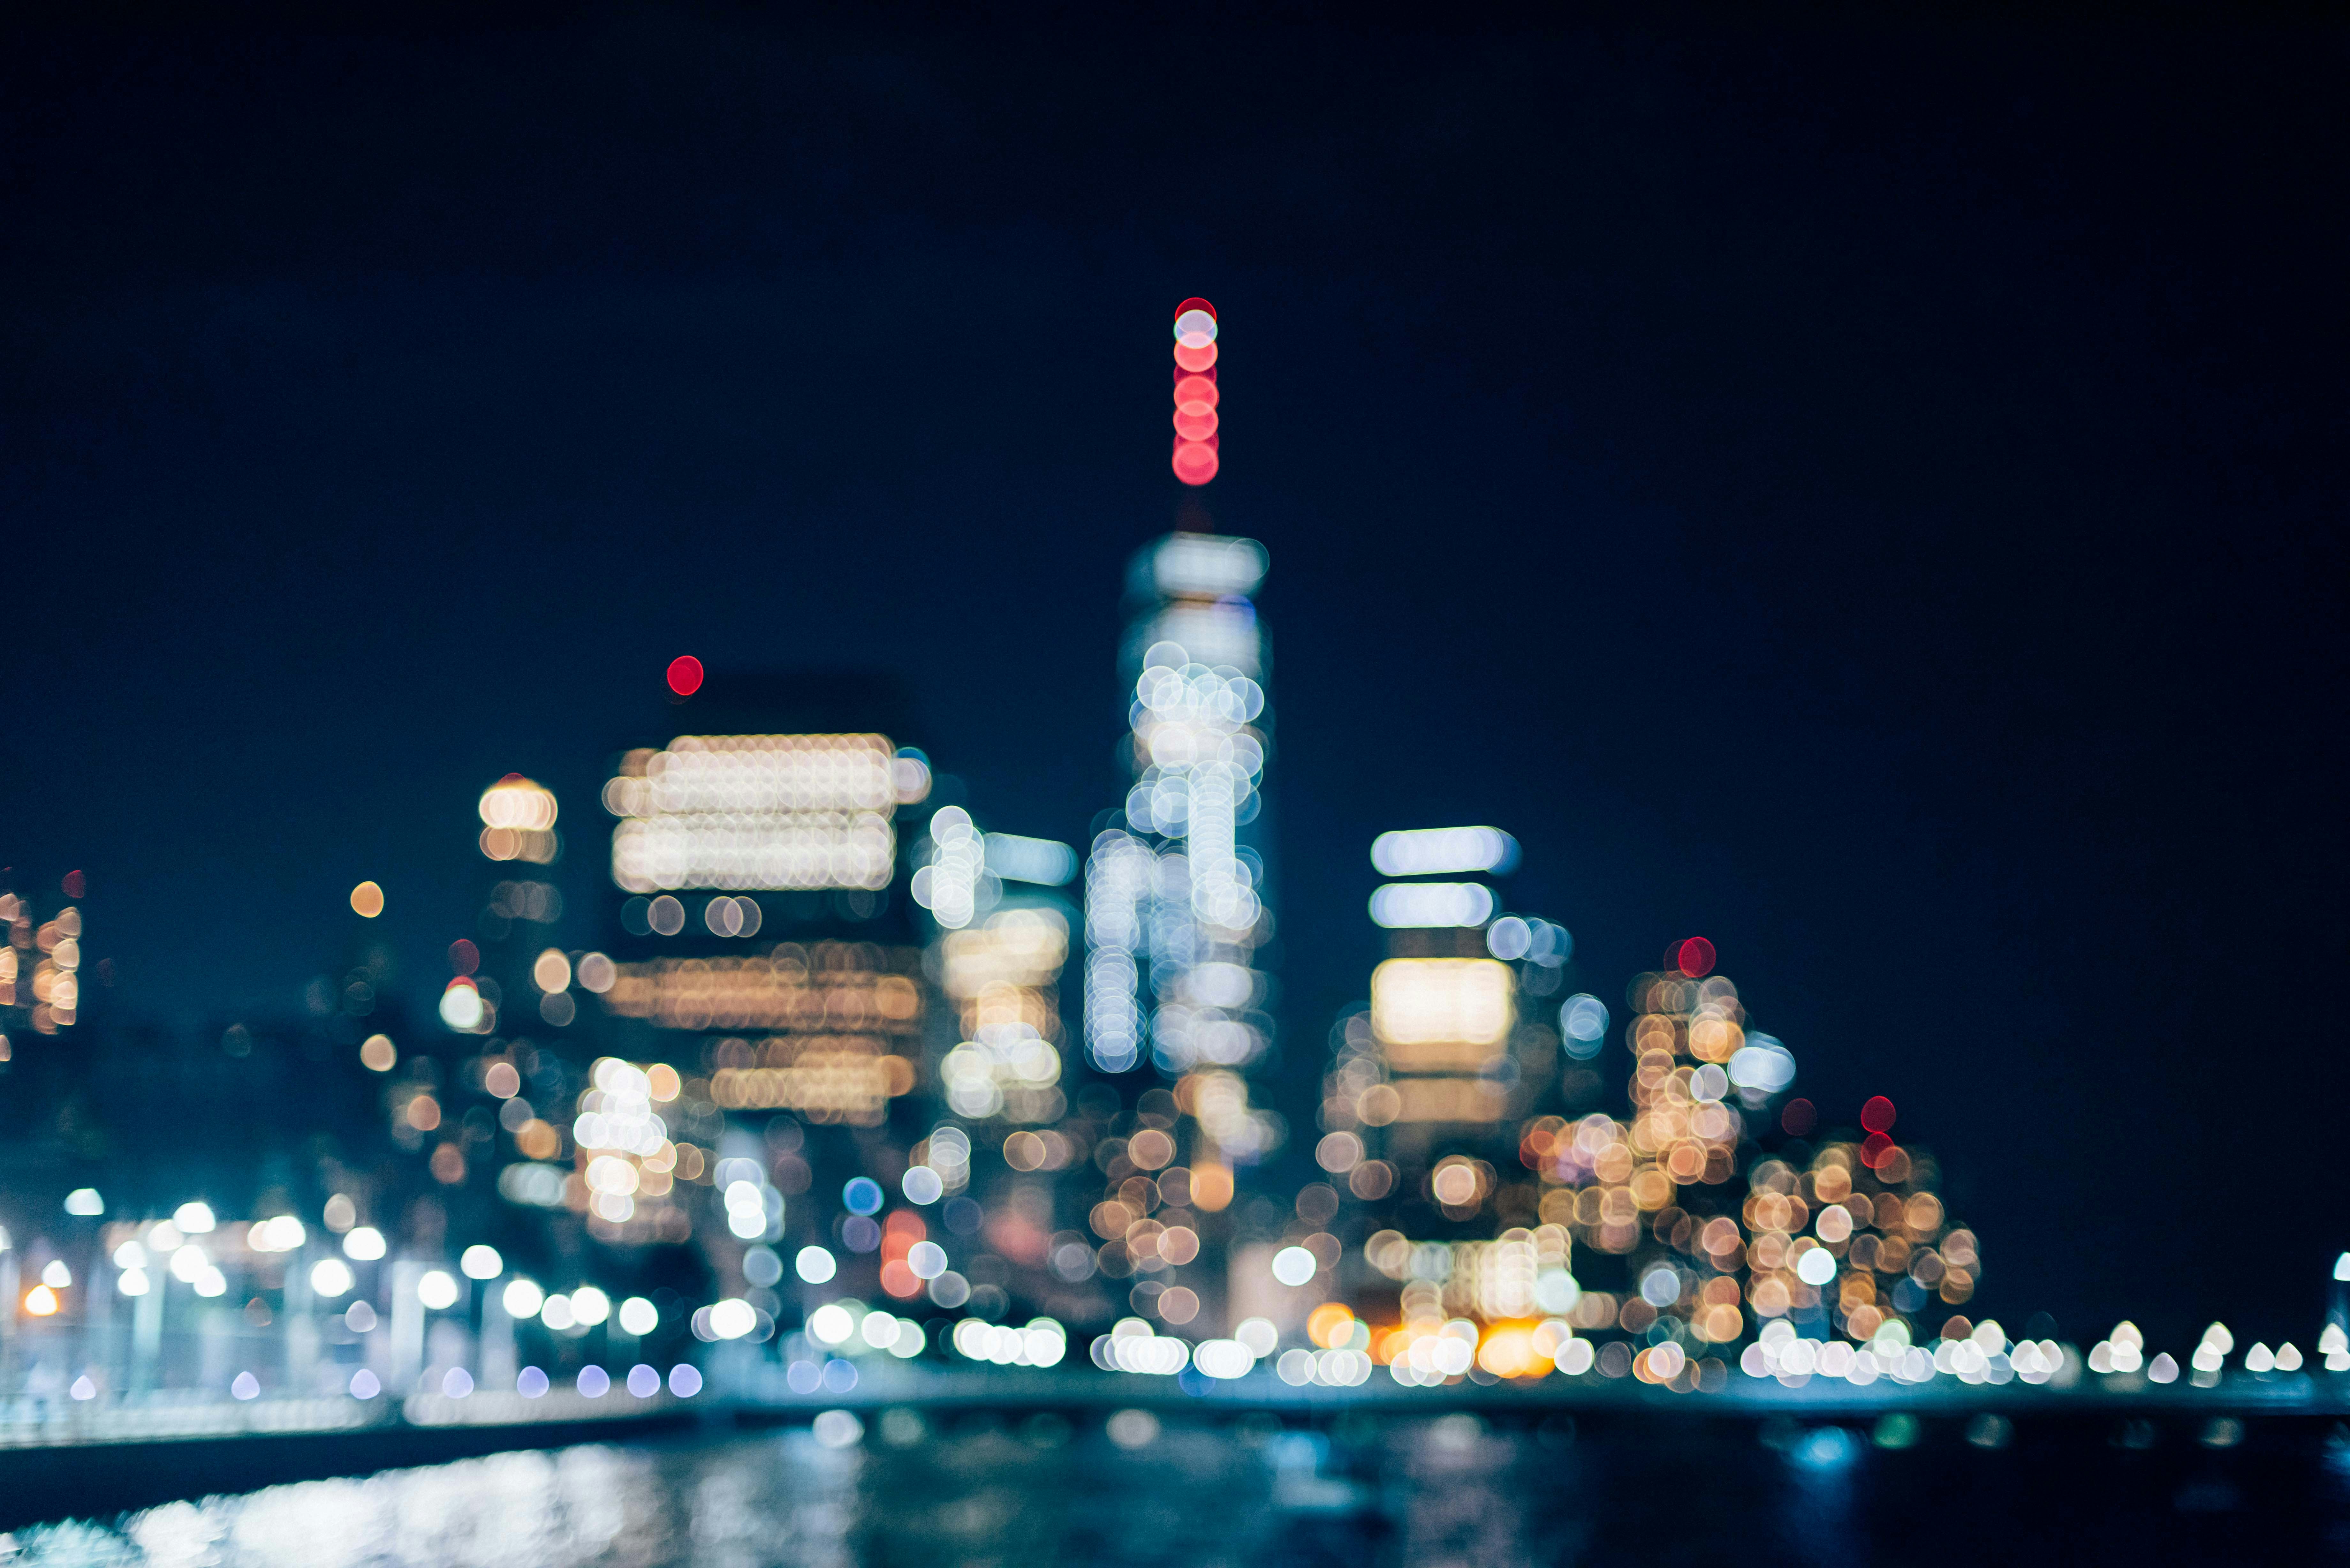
[4, 10, 2343, 1346]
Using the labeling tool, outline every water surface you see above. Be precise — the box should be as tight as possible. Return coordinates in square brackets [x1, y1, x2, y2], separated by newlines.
[8, 1411, 2343, 1565]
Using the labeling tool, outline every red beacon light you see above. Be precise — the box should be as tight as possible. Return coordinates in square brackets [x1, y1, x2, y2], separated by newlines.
[666, 654, 705, 697]
[1171, 297, 1219, 485]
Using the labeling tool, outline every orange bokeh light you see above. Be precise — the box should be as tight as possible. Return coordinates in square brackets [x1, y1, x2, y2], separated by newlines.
[1307, 1301, 1356, 1349]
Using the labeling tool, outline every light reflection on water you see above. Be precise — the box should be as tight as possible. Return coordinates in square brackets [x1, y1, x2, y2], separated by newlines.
[5, 1414, 2339, 1566]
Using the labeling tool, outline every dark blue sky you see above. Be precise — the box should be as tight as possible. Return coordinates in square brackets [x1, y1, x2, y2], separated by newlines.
[4, 9, 2343, 1343]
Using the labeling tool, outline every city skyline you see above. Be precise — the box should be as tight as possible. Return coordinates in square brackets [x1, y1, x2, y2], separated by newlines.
[2, 484, 2331, 1356]
[6, 11, 2343, 1365]
[1, 18, 2346, 1560]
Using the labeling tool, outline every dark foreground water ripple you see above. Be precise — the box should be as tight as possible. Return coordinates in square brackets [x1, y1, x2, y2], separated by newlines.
[8, 1409, 2350, 1565]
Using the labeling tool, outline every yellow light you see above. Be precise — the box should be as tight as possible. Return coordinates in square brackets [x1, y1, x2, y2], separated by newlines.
[599, 952, 923, 1033]
[479, 775, 559, 830]
[23, 1285, 58, 1316]
[1370, 957, 1514, 1059]
[709, 1053, 909, 1126]
[359, 1034, 397, 1072]
[1307, 1302, 1356, 1349]
[349, 881, 385, 918]
[1476, 1325, 1542, 1378]
[1189, 1162, 1234, 1212]
[532, 949, 572, 994]
[1388, 1080, 1507, 1124]
[478, 776, 560, 863]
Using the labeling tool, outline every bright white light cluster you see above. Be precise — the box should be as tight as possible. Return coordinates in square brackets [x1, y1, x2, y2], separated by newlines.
[575, 1088, 665, 1154]
[1726, 1034, 1798, 1105]
[952, 1316, 1066, 1367]
[1192, 1339, 1259, 1380]
[1484, 915, 1569, 964]
[983, 834, 1077, 886]
[1736, 1319, 2039, 1386]
[693, 1294, 784, 1345]
[1369, 882, 1494, 929]
[1371, 959, 1514, 1049]
[1271, 1246, 1319, 1287]
[1145, 533, 1265, 600]
[1388, 1321, 1480, 1383]
[903, 1125, 970, 1201]
[1083, 831, 1156, 1072]
[1189, 1067, 1284, 1160]
[479, 776, 560, 864]
[1087, 543, 1273, 1078]
[440, 978, 489, 1032]
[934, 907, 1068, 1119]
[1276, 1347, 1372, 1387]
[1089, 1317, 1192, 1375]
[941, 1032, 1058, 1117]
[247, 1216, 307, 1253]
[481, 777, 558, 831]
[1371, 826, 1518, 877]
[613, 816, 893, 894]
[709, 1298, 760, 1340]
[574, 1058, 674, 1225]
[2018, 1340, 2076, 1380]
[1558, 994, 1610, 1060]
[607, 735, 898, 814]
[1122, 663, 1265, 848]
[2087, 1320, 2145, 1374]
[607, 735, 899, 892]
[864, 1310, 927, 1357]
[544, 1285, 611, 1331]
[1140, 602, 1262, 674]
[149, 1231, 228, 1298]
[911, 807, 989, 929]
[716, 1156, 781, 1241]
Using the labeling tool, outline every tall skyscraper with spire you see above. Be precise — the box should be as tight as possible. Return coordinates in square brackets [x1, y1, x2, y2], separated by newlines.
[1073, 302, 1283, 1333]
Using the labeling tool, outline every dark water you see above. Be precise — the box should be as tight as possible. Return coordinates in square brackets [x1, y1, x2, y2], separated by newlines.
[8, 1411, 2347, 1565]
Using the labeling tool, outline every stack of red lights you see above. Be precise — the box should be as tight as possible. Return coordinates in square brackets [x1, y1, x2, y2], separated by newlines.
[1171, 297, 1220, 486]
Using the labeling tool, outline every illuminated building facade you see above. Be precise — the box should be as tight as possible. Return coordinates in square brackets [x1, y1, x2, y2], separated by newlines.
[1317, 827, 1563, 1213]
[550, 669, 976, 1346]
[1064, 301, 1279, 1337]
[1081, 528, 1276, 1090]
[1330, 923, 1986, 1391]
[1514, 945, 1982, 1386]
[901, 806, 1100, 1324]
[1304, 831, 1990, 1391]
[1076, 547, 1273, 1334]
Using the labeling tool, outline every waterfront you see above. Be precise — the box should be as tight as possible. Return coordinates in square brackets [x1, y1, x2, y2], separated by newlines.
[8, 1409, 2346, 1566]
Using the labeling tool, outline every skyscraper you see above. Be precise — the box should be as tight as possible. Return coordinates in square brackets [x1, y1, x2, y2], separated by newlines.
[1083, 531, 1276, 1092]
[1071, 301, 1280, 1336]
[579, 671, 934, 1223]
